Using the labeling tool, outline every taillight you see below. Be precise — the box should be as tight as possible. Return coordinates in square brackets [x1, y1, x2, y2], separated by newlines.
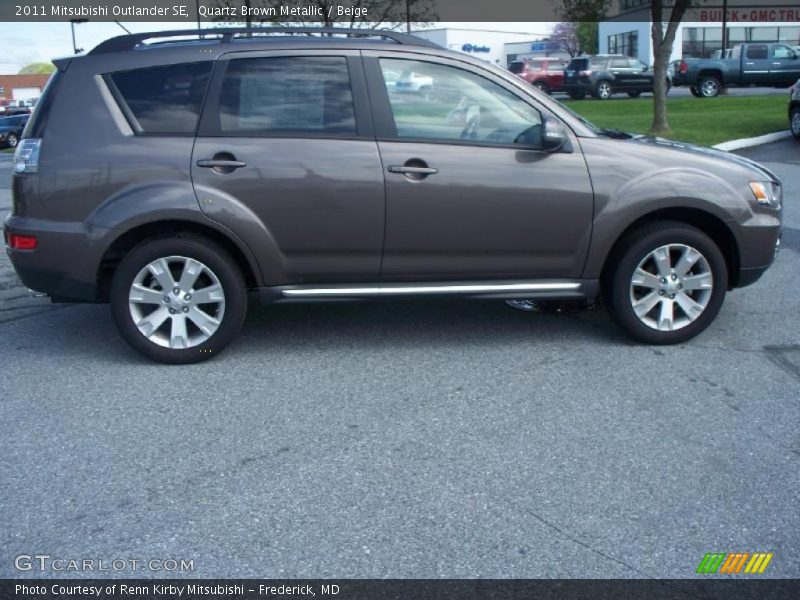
[14, 138, 41, 174]
[679, 61, 688, 74]
[8, 233, 37, 250]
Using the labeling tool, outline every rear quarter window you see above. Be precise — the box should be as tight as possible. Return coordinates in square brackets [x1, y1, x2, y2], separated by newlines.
[108, 62, 212, 134]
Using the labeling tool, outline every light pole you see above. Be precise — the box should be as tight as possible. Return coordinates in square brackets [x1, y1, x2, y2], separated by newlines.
[405, 0, 411, 33]
[70, 19, 88, 54]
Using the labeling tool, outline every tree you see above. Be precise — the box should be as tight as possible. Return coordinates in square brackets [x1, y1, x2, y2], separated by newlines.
[550, 22, 580, 57]
[553, 1, 609, 56]
[209, 0, 436, 30]
[650, 0, 692, 135]
[19, 63, 55, 75]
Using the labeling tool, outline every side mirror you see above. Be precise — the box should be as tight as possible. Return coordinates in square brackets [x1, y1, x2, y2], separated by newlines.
[542, 118, 568, 152]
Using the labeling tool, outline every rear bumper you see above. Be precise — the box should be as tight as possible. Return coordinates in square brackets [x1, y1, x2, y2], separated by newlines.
[4, 214, 104, 302]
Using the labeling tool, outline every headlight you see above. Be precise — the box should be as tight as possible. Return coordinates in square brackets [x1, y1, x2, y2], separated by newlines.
[749, 181, 782, 208]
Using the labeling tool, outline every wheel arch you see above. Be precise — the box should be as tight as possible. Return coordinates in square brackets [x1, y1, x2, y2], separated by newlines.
[697, 69, 723, 84]
[96, 219, 261, 302]
[598, 207, 740, 290]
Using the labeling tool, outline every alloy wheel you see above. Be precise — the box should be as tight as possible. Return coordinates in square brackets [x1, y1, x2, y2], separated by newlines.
[597, 82, 612, 99]
[791, 109, 800, 137]
[128, 255, 226, 349]
[629, 244, 713, 332]
[701, 79, 719, 97]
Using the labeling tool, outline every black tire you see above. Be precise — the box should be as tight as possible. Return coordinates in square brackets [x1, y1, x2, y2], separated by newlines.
[567, 91, 586, 100]
[791, 105, 800, 140]
[689, 86, 702, 97]
[5, 132, 18, 148]
[665, 79, 672, 95]
[533, 81, 550, 95]
[110, 235, 247, 364]
[698, 76, 721, 97]
[593, 80, 613, 100]
[627, 91, 641, 98]
[603, 221, 728, 345]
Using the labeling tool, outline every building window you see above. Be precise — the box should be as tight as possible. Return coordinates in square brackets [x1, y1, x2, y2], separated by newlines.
[683, 26, 800, 58]
[607, 31, 638, 57]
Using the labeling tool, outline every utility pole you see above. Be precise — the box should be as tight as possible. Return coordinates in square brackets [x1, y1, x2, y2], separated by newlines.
[405, 0, 411, 33]
[721, 0, 728, 53]
[69, 19, 88, 54]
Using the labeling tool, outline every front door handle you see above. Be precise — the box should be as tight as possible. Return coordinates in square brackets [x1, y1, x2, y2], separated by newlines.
[388, 165, 439, 175]
[197, 159, 247, 169]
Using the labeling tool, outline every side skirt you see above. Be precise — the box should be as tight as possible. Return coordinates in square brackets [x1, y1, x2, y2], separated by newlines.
[260, 280, 599, 303]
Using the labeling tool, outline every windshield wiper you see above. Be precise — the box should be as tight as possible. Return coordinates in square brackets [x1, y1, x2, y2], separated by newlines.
[599, 128, 633, 139]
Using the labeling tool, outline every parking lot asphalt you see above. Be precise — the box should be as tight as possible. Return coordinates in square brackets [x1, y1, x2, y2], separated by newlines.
[1, 142, 799, 579]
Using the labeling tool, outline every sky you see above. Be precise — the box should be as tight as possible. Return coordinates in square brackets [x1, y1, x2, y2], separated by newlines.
[0, 21, 555, 73]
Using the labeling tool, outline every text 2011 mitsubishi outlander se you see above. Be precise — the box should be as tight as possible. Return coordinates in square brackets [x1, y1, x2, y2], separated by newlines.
[4, 28, 782, 363]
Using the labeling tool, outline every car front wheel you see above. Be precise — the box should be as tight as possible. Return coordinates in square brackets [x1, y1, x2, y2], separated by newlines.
[5, 133, 18, 148]
[110, 235, 247, 364]
[604, 222, 727, 344]
[791, 106, 800, 139]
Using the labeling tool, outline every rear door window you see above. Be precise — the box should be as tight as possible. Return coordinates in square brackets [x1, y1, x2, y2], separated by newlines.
[109, 62, 212, 134]
[216, 56, 357, 136]
[746, 45, 768, 60]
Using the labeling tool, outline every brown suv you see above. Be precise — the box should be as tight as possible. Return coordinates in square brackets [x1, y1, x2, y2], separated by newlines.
[4, 28, 782, 363]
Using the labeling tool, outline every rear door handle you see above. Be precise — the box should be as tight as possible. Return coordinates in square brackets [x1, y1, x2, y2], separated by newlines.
[197, 159, 247, 169]
[388, 166, 438, 175]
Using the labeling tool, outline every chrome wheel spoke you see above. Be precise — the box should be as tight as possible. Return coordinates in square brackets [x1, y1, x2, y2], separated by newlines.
[178, 258, 203, 292]
[170, 314, 189, 349]
[682, 272, 713, 291]
[129, 283, 165, 305]
[652, 246, 672, 278]
[187, 306, 220, 336]
[675, 292, 704, 321]
[674, 247, 701, 276]
[190, 283, 224, 305]
[657, 299, 674, 331]
[632, 268, 661, 289]
[147, 258, 176, 291]
[633, 291, 660, 318]
[136, 306, 170, 337]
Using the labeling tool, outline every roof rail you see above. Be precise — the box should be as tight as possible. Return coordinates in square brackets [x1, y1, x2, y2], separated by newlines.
[90, 26, 440, 55]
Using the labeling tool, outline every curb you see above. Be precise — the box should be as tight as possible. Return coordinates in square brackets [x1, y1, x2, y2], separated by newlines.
[713, 130, 792, 152]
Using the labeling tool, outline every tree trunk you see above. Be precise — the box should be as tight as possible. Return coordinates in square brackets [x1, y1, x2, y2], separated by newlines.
[650, 46, 671, 135]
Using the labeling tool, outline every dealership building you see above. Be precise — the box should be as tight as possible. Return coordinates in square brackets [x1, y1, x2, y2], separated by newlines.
[411, 28, 563, 66]
[600, 0, 800, 64]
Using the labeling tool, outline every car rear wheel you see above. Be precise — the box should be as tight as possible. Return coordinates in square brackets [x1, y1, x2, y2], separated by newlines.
[110, 236, 247, 364]
[689, 85, 702, 97]
[5, 133, 18, 148]
[594, 80, 613, 100]
[604, 222, 727, 344]
[791, 106, 800, 139]
[698, 76, 721, 98]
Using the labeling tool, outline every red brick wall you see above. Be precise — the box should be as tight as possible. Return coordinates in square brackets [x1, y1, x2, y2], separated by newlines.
[0, 74, 52, 100]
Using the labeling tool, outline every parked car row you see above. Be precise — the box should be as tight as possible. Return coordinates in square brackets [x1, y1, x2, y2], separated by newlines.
[0, 98, 36, 116]
[509, 54, 672, 100]
[673, 42, 800, 97]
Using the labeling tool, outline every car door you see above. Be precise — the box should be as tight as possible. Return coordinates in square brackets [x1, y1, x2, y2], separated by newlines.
[769, 44, 800, 86]
[608, 57, 632, 90]
[627, 59, 653, 91]
[742, 44, 771, 85]
[191, 51, 385, 284]
[363, 53, 594, 281]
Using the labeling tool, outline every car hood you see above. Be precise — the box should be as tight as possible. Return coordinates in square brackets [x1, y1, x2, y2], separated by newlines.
[629, 134, 780, 183]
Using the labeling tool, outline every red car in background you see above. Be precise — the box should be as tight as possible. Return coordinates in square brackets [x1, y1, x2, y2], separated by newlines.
[508, 58, 568, 94]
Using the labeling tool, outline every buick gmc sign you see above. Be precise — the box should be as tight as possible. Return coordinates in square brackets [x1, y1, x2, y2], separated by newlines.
[461, 44, 491, 53]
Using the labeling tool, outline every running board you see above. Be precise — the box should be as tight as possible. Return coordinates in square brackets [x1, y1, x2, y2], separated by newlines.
[263, 280, 598, 302]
